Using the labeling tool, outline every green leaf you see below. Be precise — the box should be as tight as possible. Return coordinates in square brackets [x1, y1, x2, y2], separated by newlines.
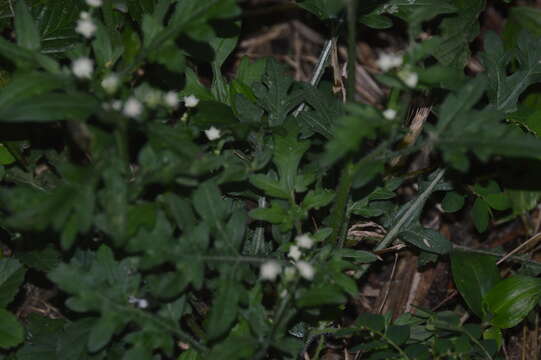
[253, 58, 304, 126]
[193, 180, 227, 225]
[273, 125, 311, 197]
[356, 313, 385, 332]
[335, 249, 379, 263]
[297, 285, 348, 307]
[88, 316, 116, 352]
[0, 258, 26, 307]
[0, 72, 69, 110]
[209, 21, 240, 102]
[472, 198, 490, 233]
[387, 325, 410, 346]
[484, 275, 541, 328]
[358, 13, 393, 29]
[17, 246, 61, 272]
[302, 189, 335, 210]
[298, 86, 344, 139]
[235, 56, 267, 87]
[0, 93, 99, 122]
[450, 251, 500, 319]
[399, 225, 452, 254]
[483, 327, 503, 350]
[433, 0, 485, 68]
[0, 144, 15, 165]
[14, 0, 41, 51]
[0, 309, 24, 349]
[206, 275, 240, 340]
[297, 0, 344, 20]
[442, 191, 465, 212]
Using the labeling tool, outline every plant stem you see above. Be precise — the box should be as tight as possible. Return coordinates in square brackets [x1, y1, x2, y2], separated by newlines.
[346, 0, 357, 103]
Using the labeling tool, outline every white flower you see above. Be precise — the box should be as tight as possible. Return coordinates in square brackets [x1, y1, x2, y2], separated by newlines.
[128, 296, 148, 309]
[295, 234, 314, 249]
[71, 57, 93, 79]
[123, 97, 143, 118]
[383, 109, 397, 120]
[76, 17, 96, 38]
[376, 52, 403, 72]
[143, 88, 162, 108]
[260, 261, 281, 281]
[204, 126, 221, 141]
[398, 69, 418, 88]
[86, 0, 102, 7]
[183, 94, 199, 108]
[111, 100, 123, 111]
[296, 261, 315, 280]
[137, 299, 149, 309]
[164, 91, 179, 108]
[80, 11, 90, 20]
[288, 245, 302, 261]
[101, 74, 119, 94]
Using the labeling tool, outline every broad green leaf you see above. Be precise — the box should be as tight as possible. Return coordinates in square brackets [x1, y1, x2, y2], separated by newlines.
[0, 144, 15, 165]
[484, 275, 541, 328]
[387, 325, 410, 346]
[483, 327, 503, 349]
[302, 188, 335, 210]
[209, 20, 240, 102]
[450, 251, 500, 319]
[433, 0, 485, 68]
[356, 313, 385, 332]
[335, 249, 379, 263]
[399, 225, 452, 254]
[297, 285, 347, 307]
[273, 125, 311, 196]
[17, 246, 60, 272]
[192, 180, 227, 225]
[0, 72, 69, 110]
[253, 58, 304, 126]
[235, 56, 267, 87]
[0, 309, 24, 349]
[296, 0, 344, 20]
[0, 258, 26, 307]
[472, 198, 490, 233]
[88, 316, 115, 352]
[14, 0, 40, 51]
[0, 37, 59, 72]
[206, 276, 240, 340]
[57, 318, 95, 360]
[299, 86, 344, 139]
[441, 191, 465, 212]
[359, 13, 393, 29]
[0, 93, 99, 122]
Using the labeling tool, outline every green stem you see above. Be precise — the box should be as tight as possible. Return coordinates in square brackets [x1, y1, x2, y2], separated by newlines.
[329, 160, 354, 246]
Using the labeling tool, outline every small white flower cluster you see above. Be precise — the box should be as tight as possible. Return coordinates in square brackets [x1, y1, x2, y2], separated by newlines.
[376, 52, 403, 72]
[128, 295, 148, 309]
[379, 4, 399, 14]
[72, 57, 94, 79]
[260, 233, 316, 282]
[76, 11, 96, 38]
[123, 97, 143, 118]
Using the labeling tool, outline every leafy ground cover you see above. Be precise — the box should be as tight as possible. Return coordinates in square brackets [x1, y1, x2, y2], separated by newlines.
[1, 0, 541, 359]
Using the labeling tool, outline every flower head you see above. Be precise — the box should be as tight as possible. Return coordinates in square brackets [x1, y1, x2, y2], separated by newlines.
[128, 296, 148, 309]
[376, 52, 403, 72]
[295, 234, 314, 249]
[101, 74, 119, 94]
[86, 0, 102, 7]
[383, 109, 397, 120]
[76, 15, 96, 38]
[260, 261, 281, 281]
[296, 261, 315, 280]
[143, 88, 162, 108]
[123, 97, 143, 118]
[288, 245, 302, 261]
[184, 94, 199, 108]
[398, 69, 418, 88]
[204, 126, 221, 141]
[164, 91, 179, 108]
[71, 57, 93, 79]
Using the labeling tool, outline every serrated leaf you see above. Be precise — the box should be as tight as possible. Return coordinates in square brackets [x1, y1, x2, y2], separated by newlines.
[302, 189, 335, 210]
[0, 258, 26, 307]
[193, 180, 227, 225]
[17, 246, 60, 272]
[253, 58, 304, 126]
[450, 251, 500, 319]
[249, 173, 289, 199]
[484, 275, 541, 328]
[88, 316, 115, 352]
[0, 309, 24, 349]
[299, 86, 344, 139]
